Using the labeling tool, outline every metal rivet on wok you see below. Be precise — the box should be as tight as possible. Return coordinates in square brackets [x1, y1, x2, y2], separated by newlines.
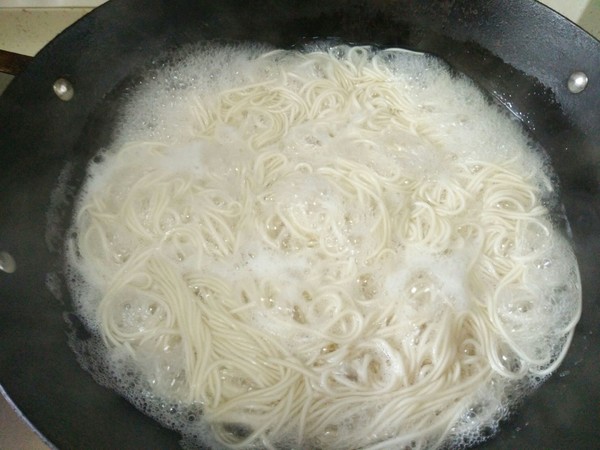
[567, 71, 588, 94]
[53, 77, 74, 101]
[0, 251, 16, 274]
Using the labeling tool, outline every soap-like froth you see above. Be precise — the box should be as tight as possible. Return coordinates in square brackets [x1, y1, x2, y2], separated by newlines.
[66, 44, 581, 449]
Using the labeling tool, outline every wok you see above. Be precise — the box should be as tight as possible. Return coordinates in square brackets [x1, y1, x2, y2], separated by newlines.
[0, 0, 598, 448]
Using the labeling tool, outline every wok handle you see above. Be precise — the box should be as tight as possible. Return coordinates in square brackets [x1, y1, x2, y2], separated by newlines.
[0, 49, 33, 76]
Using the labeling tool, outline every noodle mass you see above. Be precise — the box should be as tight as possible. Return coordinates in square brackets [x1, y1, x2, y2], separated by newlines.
[67, 45, 582, 449]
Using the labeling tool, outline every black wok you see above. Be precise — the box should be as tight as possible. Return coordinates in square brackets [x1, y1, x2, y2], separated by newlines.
[0, 0, 598, 448]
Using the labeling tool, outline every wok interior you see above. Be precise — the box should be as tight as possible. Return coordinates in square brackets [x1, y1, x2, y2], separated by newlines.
[0, 1, 598, 449]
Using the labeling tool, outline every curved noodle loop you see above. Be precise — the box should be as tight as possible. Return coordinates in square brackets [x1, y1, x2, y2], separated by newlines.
[68, 45, 581, 450]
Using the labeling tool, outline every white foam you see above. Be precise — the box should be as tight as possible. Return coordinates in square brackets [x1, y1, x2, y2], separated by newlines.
[65, 43, 581, 450]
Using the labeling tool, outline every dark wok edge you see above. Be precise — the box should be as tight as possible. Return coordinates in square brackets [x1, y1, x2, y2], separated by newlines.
[0, 0, 599, 449]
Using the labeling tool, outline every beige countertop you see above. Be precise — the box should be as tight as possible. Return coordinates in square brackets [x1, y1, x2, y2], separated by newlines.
[0, 2, 598, 449]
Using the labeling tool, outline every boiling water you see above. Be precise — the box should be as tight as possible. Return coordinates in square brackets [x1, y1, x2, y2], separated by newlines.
[64, 44, 581, 449]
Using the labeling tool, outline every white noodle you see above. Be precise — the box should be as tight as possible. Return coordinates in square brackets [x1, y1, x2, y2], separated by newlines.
[67, 45, 581, 450]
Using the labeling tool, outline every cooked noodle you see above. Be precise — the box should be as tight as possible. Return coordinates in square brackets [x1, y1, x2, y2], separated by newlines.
[68, 46, 581, 449]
